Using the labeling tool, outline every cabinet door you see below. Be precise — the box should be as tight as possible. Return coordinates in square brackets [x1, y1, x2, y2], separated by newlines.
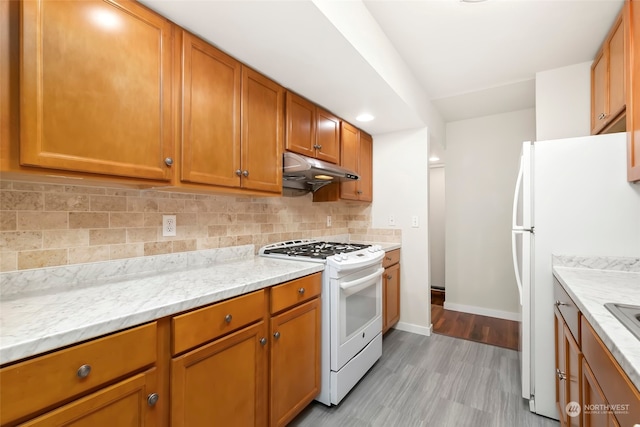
[383, 263, 400, 334]
[564, 324, 583, 427]
[315, 109, 340, 164]
[241, 67, 283, 193]
[270, 298, 321, 427]
[608, 18, 625, 120]
[21, 369, 159, 427]
[555, 309, 567, 426]
[340, 122, 360, 201]
[181, 31, 241, 188]
[628, 0, 640, 182]
[20, 0, 174, 181]
[582, 360, 620, 427]
[285, 92, 316, 158]
[592, 51, 608, 135]
[171, 321, 268, 427]
[358, 132, 373, 202]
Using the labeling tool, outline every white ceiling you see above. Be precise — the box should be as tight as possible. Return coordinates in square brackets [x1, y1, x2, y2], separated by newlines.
[140, 0, 623, 155]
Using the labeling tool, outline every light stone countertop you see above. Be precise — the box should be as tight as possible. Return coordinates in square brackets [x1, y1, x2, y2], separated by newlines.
[0, 248, 324, 365]
[552, 262, 640, 391]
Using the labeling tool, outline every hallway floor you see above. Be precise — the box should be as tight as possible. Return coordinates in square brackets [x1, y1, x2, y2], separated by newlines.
[431, 289, 519, 351]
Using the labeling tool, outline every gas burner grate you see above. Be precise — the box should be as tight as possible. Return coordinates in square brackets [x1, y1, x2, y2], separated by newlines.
[261, 241, 370, 260]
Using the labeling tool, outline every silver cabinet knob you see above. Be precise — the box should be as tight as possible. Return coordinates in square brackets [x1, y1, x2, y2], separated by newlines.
[164, 157, 173, 166]
[273, 331, 280, 340]
[357, 190, 363, 195]
[235, 169, 242, 176]
[260, 337, 267, 346]
[224, 314, 232, 323]
[242, 170, 249, 177]
[555, 368, 566, 380]
[147, 393, 159, 407]
[77, 364, 91, 379]
[386, 274, 392, 280]
[298, 288, 305, 294]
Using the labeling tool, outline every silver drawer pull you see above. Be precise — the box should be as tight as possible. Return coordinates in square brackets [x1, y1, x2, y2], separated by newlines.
[77, 364, 91, 379]
[298, 288, 305, 294]
[224, 314, 232, 323]
[555, 301, 568, 307]
[147, 393, 159, 407]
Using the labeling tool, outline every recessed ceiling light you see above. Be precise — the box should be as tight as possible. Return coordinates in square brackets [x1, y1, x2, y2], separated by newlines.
[356, 113, 374, 122]
[429, 156, 440, 162]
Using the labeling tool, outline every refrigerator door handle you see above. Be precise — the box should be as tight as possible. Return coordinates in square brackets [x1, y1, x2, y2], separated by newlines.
[511, 230, 525, 305]
[512, 154, 524, 230]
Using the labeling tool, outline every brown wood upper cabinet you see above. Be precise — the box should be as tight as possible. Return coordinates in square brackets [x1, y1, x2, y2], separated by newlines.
[591, 9, 626, 135]
[19, 0, 174, 181]
[180, 31, 283, 194]
[285, 91, 340, 164]
[626, 0, 640, 181]
[340, 122, 373, 202]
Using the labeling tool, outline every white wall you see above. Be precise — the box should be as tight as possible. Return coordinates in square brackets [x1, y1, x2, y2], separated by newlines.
[372, 127, 430, 336]
[536, 61, 591, 140]
[428, 166, 445, 289]
[444, 109, 536, 320]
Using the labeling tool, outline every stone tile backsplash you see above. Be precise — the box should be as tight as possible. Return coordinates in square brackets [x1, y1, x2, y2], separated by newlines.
[0, 180, 400, 272]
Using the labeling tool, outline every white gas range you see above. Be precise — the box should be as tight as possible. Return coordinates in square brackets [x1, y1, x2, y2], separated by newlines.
[259, 240, 385, 405]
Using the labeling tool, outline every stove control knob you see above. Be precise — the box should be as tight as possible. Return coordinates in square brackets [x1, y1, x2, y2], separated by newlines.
[340, 253, 348, 261]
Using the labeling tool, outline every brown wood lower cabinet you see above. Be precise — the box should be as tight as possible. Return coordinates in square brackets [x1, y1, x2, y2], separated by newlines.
[0, 274, 323, 427]
[270, 298, 321, 427]
[382, 249, 401, 334]
[269, 274, 322, 427]
[20, 369, 159, 427]
[170, 321, 269, 427]
[554, 279, 640, 427]
[582, 360, 620, 427]
[555, 306, 582, 427]
[0, 323, 158, 426]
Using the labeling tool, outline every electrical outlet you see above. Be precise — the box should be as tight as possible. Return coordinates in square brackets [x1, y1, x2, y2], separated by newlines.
[412, 216, 419, 228]
[326, 216, 332, 227]
[163, 215, 177, 237]
[388, 214, 396, 226]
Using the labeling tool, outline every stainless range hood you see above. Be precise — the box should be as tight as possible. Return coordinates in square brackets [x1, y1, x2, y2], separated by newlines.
[282, 152, 359, 195]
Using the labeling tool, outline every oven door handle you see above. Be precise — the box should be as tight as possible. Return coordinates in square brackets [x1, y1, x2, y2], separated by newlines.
[339, 268, 385, 296]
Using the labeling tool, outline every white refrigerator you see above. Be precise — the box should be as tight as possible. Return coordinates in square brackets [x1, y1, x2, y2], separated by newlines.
[511, 132, 640, 419]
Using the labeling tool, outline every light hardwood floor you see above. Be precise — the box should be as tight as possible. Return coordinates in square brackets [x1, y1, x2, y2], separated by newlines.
[290, 330, 559, 427]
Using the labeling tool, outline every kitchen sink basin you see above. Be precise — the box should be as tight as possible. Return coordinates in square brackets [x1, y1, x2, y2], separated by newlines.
[604, 303, 640, 340]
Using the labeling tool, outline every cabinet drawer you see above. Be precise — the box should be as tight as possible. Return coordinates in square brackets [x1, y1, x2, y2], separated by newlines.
[172, 289, 265, 355]
[581, 317, 640, 427]
[271, 273, 322, 314]
[553, 278, 580, 343]
[383, 249, 400, 268]
[0, 322, 157, 425]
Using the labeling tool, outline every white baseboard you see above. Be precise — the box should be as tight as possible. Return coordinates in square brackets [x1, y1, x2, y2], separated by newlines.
[443, 302, 521, 322]
[392, 321, 432, 336]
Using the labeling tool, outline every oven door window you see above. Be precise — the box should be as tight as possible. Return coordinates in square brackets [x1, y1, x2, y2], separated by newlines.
[330, 265, 384, 371]
[342, 280, 379, 341]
